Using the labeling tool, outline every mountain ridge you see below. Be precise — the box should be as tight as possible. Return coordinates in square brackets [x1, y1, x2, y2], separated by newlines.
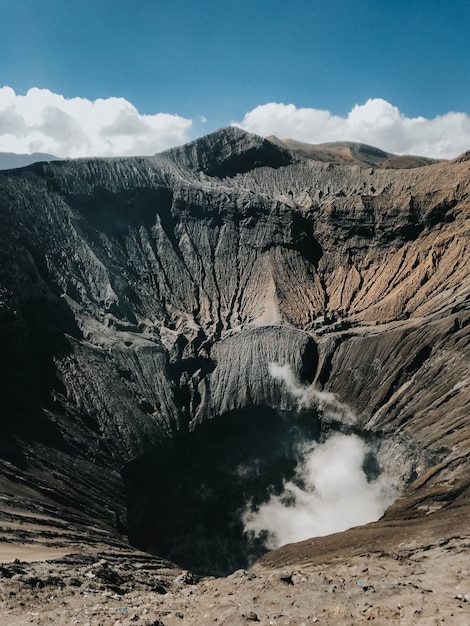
[267, 134, 444, 168]
[0, 151, 61, 171]
[0, 125, 446, 174]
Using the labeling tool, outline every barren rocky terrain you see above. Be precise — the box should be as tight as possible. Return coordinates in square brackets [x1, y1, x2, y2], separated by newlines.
[0, 127, 469, 623]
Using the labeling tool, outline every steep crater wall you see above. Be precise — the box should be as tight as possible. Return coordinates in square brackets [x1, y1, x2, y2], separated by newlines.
[0, 128, 469, 574]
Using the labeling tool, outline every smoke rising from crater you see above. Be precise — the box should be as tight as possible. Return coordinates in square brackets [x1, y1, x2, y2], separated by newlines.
[243, 433, 397, 549]
[268, 362, 356, 424]
[242, 364, 397, 550]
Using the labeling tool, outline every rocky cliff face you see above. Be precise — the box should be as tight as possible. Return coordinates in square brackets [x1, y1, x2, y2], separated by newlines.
[0, 127, 469, 575]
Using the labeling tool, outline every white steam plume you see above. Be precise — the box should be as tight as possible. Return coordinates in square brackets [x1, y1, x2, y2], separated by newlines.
[268, 362, 356, 424]
[242, 363, 397, 549]
[243, 433, 397, 549]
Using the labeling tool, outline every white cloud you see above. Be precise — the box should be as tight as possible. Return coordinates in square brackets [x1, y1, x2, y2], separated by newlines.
[236, 98, 470, 159]
[4, 88, 467, 160]
[0, 86, 192, 158]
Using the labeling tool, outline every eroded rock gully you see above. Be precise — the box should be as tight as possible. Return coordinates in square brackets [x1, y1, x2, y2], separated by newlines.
[0, 127, 469, 604]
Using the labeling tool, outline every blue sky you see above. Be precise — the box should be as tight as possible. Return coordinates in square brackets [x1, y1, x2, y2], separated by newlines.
[1, 0, 469, 157]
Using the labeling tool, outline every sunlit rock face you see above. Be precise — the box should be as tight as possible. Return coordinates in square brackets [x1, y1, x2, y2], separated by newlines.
[0, 127, 469, 574]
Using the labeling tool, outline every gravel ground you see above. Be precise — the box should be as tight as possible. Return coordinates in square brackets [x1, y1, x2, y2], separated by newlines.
[1, 537, 469, 625]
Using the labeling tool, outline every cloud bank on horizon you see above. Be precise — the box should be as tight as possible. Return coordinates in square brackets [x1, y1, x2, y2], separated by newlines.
[0, 86, 192, 158]
[237, 99, 470, 160]
[1, 86, 469, 160]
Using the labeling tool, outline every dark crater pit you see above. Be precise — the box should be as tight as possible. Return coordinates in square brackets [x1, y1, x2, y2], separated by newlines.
[121, 408, 400, 577]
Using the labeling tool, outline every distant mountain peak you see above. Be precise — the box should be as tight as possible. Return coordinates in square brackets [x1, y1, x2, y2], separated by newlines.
[0, 151, 61, 171]
[162, 126, 294, 177]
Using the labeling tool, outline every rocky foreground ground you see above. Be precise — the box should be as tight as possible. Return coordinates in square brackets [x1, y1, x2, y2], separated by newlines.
[1, 535, 469, 626]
